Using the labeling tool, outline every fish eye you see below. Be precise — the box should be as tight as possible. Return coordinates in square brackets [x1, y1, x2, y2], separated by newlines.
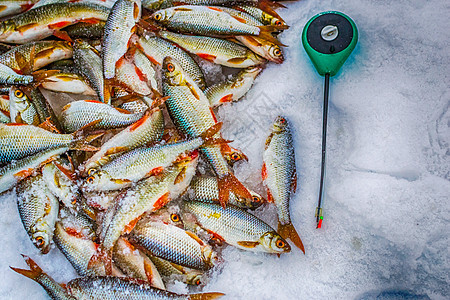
[87, 168, 96, 176]
[71, 198, 77, 205]
[195, 279, 201, 285]
[154, 13, 162, 21]
[252, 196, 260, 203]
[14, 90, 24, 98]
[276, 239, 285, 248]
[231, 153, 240, 161]
[170, 213, 180, 222]
[86, 176, 95, 184]
[167, 63, 175, 72]
[275, 20, 282, 26]
[35, 236, 45, 247]
[273, 48, 281, 57]
[279, 117, 286, 124]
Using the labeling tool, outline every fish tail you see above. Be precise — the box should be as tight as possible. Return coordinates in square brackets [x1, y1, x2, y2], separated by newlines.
[10, 254, 43, 281]
[200, 122, 232, 147]
[257, 0, 286, 17]
[70, 119, 104, 151]
[217, 173, 252, 208]
[278, 222, 305, 254]
[189, 292, 225, 300]
[87, 246, 113, 275]
[32, 69, 60, 87]
[257, 26, 288, 46]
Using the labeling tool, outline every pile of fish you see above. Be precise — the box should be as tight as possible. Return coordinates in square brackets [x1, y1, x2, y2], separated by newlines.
[0, 0, 304, 298]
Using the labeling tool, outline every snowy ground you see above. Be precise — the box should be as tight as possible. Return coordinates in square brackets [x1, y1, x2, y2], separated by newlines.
[1, 0, 449, 299]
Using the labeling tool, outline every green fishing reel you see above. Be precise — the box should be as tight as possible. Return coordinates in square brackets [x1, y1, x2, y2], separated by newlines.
[302, 11, 358, 77]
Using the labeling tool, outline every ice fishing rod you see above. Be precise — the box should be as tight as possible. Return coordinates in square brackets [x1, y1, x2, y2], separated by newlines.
[302, 11, 358, 229]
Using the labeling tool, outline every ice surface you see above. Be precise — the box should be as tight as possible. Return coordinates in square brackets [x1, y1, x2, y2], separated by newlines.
[1, 0, 449, 299]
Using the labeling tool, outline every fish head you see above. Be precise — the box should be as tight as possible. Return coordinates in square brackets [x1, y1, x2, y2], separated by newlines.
[30, 227, 52, 254]
[186, 272, 204, 286]
[273, 116, 288, 133]
[260, 231, 291, 254]
[83, 170, 116, 191]
[246, 191, 265, 209]
[222, 147, 248, 167]
[151, 8, 174, 25]
[162, 56, 185, 86]
[9, 87, 31, 113]
[266, 44, 284, 64]
[142, 206, 184, 228]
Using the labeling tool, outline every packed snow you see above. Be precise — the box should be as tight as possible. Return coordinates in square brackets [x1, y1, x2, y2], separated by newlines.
[0, 0, 449, 299]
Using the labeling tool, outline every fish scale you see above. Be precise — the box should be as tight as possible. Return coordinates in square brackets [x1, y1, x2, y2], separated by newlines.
[263, 117, 295, 224]
[61, 100, 145, 133]
[102, 0, 141, 79]
[85, 138, 202, 191]
[0, 40, 73, 71]
[129, 221, 215, 270]
[0, 62, 33, 84]
[82, 108, 164, 174]
[184, 201, 290, 253]
[73, 39, 107, 103]
[0, 123, 72, 164]
[0, 3, 110, 44]
[100, 157, 198, 252]
[152, 6, 260, 37]
[17, 173, 59, 254]
[137, 35, 205, 90]
[159, 31, 265, 68]
[263, 116, 305, 253]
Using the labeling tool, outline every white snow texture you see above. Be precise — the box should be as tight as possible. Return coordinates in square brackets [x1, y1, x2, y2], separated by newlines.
[0, 0, 449, 299]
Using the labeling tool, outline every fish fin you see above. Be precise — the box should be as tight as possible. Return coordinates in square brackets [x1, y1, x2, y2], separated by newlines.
[261, 163, 267, 180]
[291, 171, 297, 193]
[217, 173, 251, 208]
[14, 50, 31, 74]
[115, 107, 134, 114]
[266, 189, 274, 203]
[123, 216, 142, 234]
[240, 35, 262, 47]
[219, 94, 233, 103]
[147, 166, 164, 177]
[112, 178, 132, 185]
[256, 26, 287, 46]
[207, 230, 225, 242]
[133, 2, 140, 19]
[13, 168, 34, 180]
[237, 241, 259, 248]
[10, 255, 44, 281]
[32, 70, 60, 86]
[143, 259, 154, 284]
[53, 161, 76, 181]
[197, 53, 216, 62]
[189, 293, 225, 300]
[38, 117, 60, 133]
[227, 57, 247, 64]
[231, 15, 247, 24]
[52, 30, 73, 42]
[264, 132, 273, 149]
[278, 222, 305, 254]
[185, 81, 200, 100]
[185, 231, 205, 246]
[16, 23, 38, 34]
[148, 96, 169, 109]
[153, 192, 170, 210]
[88, 247, 112, 275]
[48, 21, 72, 30]
[79, 18, 101, 25]
[200, 122, 221, 140]
[257, 0, 286, 17]
[0, 5, 5, 12]
[173, 7, 192, 11]
[104, 146, 129, 156]
[174, 167, 186, 184]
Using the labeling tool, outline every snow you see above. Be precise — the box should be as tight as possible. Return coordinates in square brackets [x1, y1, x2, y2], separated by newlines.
[1, 0, 449, 299]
